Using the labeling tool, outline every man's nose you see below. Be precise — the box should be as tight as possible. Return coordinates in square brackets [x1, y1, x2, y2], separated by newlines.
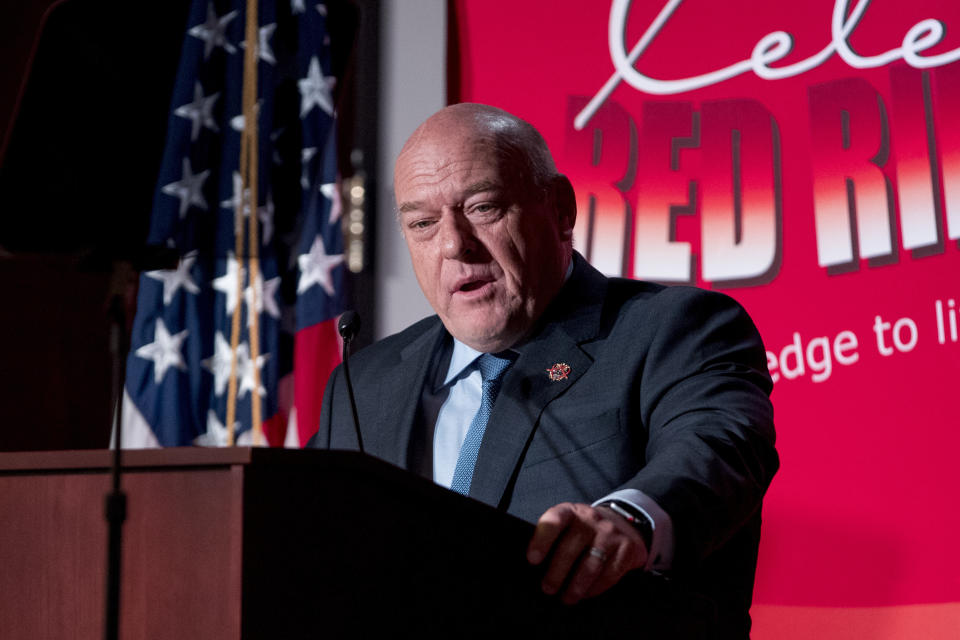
[439, 210, 477, 259]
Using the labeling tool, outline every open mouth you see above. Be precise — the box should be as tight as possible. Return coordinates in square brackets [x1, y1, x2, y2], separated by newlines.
[459, 280, 487, 292]
[452, 276, 494, 296]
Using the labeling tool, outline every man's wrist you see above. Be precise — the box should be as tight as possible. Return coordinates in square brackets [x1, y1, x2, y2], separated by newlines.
[596, 499, 654, 550]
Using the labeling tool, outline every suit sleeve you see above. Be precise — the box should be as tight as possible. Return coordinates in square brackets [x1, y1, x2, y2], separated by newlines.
[624, 287, 778, 570]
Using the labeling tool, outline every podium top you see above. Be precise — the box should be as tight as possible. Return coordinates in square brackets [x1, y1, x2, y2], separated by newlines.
[0, 446, 347, 473]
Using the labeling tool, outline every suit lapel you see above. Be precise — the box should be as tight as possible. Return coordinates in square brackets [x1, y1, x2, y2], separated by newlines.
[468, 255, 609, 509]
[371, 320, 446, 467]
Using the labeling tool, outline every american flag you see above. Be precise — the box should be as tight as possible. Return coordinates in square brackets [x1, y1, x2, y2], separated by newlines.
[122, 0, 344, 447]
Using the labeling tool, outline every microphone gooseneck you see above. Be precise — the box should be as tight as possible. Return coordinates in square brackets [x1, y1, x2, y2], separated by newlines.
[337, 310, 364, 453]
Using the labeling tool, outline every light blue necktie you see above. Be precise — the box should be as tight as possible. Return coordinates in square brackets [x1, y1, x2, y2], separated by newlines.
[450, 352, 514, 496]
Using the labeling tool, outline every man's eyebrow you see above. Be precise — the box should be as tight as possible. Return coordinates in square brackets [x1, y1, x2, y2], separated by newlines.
[397, 201, 422, 215]
[462, 180, 502, 197]
[396, 180, 504, 216]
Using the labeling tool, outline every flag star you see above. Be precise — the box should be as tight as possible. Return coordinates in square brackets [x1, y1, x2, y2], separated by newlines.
[135, 319, 188, 384]
[317, 4, 327, 16]
[202, 332, 234, 396]
[238, 346, 269, 399]
[145, 253, 200, 305]
[229, 101, 261, 133]
[174, 82, 220, 141]
[188, 3, 238, 58]
[220, 173, 271, 242]
[244, 273, 282, 327]
[319, 182, 342, 223]
[240, 23, 277, 65]
[291, 0, 305, 14]
[200, 334, 268, 400]
[221, 171, 251, 217]
[213, 254, 245, 314]
[258, 195, 275, 244]
[297, 235, 343, 296]
[161, 158, 210, 219]
[300, 147, 318, 189]
[194, 410, 235, 446]
[298, 56, 336, 118]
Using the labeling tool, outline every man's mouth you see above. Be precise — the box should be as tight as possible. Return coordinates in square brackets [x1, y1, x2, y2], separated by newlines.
[459, 280, 487, 292]
[452, 275, 495, 296]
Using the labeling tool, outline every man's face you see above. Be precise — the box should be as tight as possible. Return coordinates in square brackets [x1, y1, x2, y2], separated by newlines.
[394, 127, 573, 353]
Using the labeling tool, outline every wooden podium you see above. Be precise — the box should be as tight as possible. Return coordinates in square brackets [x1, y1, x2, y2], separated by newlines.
[0, 448, 714, 639]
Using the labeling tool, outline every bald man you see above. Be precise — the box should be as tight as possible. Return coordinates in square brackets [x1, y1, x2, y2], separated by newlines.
[310, 103, 778, 637]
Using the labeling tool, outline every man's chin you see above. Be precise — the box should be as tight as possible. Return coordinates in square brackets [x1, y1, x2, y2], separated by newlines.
[447, 322, 517, 353]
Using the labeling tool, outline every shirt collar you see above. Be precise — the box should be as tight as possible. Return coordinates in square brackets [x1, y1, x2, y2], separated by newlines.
[443, 339, 484, 386]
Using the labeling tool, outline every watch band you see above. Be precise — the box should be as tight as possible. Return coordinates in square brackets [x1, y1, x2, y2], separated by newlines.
[597, 499, 654, 549]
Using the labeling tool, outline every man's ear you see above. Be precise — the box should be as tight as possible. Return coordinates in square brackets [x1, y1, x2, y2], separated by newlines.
[551, 174, 577, 240]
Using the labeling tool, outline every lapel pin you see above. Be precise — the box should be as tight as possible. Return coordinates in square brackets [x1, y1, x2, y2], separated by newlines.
[546, 363, 571, 381]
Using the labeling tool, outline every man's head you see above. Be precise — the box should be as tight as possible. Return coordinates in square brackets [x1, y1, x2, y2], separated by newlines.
[394, 103, 576, 353]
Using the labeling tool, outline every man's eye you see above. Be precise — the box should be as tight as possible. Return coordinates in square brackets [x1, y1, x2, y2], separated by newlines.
[409, 219, 434, 230]
[471, 203, 498, 215]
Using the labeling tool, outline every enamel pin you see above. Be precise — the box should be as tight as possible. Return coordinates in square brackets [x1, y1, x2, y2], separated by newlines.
[546, 363, 571, 381]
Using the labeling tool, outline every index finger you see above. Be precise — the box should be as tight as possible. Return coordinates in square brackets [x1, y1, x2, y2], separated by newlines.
[526, 503, 575, 565]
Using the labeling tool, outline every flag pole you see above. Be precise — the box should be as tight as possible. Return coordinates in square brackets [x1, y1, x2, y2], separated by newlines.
[225, 0, 262, 447]
[224, 170, 246, 446]
[243, 0, 263, 446]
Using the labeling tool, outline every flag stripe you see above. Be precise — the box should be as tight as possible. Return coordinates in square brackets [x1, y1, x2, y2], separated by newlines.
[294, 317, 341, 446]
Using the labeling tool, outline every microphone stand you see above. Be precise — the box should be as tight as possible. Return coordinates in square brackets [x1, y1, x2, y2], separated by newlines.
[88, 249, 176, 640]
[338, 311, 364, 454]
[104, 290, 128, 640]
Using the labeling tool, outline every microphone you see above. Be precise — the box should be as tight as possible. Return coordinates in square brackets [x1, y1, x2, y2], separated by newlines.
[338, 310, 361, 342]
[337, 310, 364, 454]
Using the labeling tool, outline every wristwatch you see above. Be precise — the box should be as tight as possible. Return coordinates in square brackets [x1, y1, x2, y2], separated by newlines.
[597, 499, 654, 550]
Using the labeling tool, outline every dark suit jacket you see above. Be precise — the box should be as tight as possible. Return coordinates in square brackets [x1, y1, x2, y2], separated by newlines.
[309, 253, 778, 637]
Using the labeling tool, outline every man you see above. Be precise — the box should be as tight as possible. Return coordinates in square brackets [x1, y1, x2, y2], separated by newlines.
[310, 103, 778, 636]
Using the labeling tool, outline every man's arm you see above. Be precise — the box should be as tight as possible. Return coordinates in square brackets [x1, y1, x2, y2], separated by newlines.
[527, 287, 777, 603]
[628, 287, 777, 567]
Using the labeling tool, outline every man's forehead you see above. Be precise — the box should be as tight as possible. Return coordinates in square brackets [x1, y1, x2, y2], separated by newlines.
[398, 127, 496, 169]
[395, 136, 505, 194]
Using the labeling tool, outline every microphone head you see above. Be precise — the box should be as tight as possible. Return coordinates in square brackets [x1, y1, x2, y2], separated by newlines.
[338, 310, 361, 342]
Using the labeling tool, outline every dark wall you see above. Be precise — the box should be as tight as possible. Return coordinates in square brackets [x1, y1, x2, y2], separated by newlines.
[0, 0, 189, 254]
[0, 256, 114, 450]
[0, 0, 190, 450]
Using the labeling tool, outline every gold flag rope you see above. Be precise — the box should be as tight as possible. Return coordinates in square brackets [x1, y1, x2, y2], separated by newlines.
[225, 0, 262, 446]
[243, 0, 263, 446]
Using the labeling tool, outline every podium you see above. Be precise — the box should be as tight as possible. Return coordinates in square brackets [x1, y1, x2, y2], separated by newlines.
[0, 448, 714, 639]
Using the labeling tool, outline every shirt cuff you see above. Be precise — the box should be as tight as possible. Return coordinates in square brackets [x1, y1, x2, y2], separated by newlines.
[593, 488, 674, 572]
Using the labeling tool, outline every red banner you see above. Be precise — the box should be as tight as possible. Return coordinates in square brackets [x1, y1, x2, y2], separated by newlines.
[453, 1, 960, 636]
